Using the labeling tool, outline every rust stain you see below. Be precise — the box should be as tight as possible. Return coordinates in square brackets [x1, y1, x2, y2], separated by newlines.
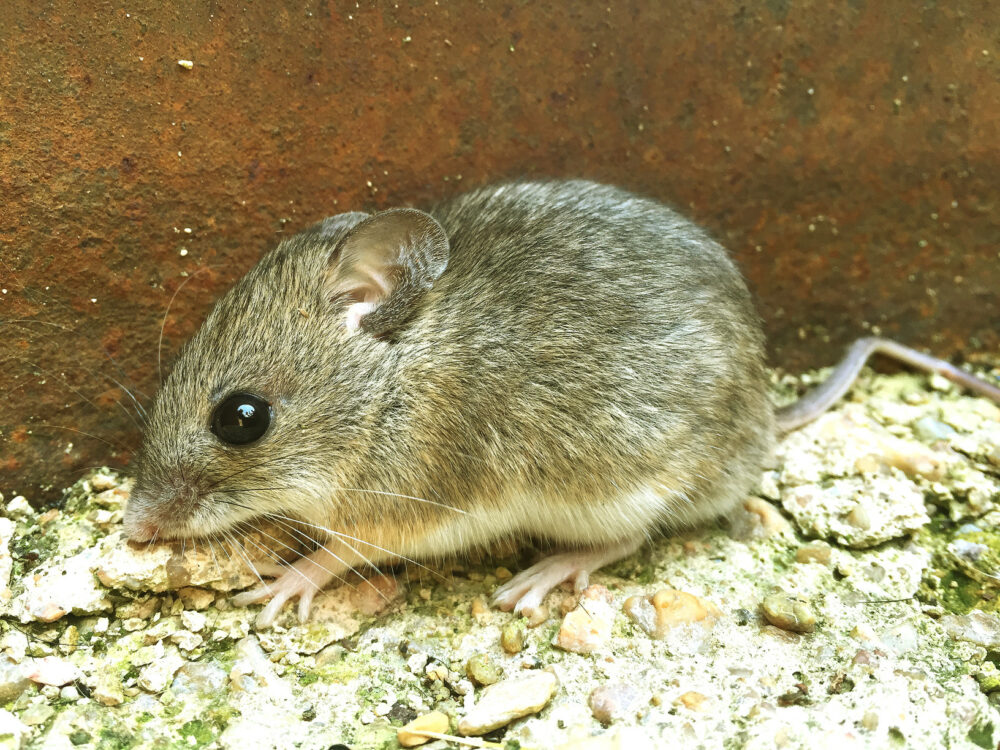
[1, 1, 998, 502]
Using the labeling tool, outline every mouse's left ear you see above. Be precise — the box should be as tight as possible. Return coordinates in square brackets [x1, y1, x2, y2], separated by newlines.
[326, 208, 450, 337]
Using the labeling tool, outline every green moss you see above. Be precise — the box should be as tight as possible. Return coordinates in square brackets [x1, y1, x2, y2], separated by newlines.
[97, 728, 138, 750]
[297, 671, 320, 686]
[180, 719, 215, 745]
[968, 721, 995, 749]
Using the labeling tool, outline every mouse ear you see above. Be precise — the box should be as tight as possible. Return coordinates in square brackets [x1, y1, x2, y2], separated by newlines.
[327, 208, 449, 337]
[300, 211, 370, 241]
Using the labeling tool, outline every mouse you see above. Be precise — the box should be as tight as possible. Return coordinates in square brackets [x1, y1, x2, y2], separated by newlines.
[121, 179, 1000, 628]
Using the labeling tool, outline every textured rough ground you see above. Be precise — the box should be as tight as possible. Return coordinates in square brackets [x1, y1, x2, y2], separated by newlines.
[0, 367, 999, 749]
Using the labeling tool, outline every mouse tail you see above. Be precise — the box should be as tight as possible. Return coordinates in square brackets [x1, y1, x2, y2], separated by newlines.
[774, 336, 1000, 433]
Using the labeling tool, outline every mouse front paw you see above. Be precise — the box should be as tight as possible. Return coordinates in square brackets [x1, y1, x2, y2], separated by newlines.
[231, 550, 344, 628]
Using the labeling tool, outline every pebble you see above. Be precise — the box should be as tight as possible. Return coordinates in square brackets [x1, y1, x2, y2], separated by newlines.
[137, 647, 186, 693]
[59, 685, 80, 701]
[495, 566, 513, 582]
[939, 610, 1000, 650]
[675, 691, 709, 711]
[466, 654, 503, 686]
[623, 589, 719, 639]
[589, 682, 645, 724]
[470, 597, 490, 624]
[89, 473, 118, 492]
[397, 710, 450, 747]
[19, 701, 54, 726]
[0, 708, 29, 746]
[180, 610, 208, 633]
[0, 657, 32, 704]
[554, 585, 616, 654]
[170, 629, 204, 652]
[177, 587, 216, 610]
[761, 593, 817, 633]
[501, 620, 527, 654]
[4, 496, 34, 519]
[743, 497, 791, 536]
[22, 656, 80, 686]
[912, 416, 956, 442]
[92, 673, 124, 706]
[458, 670, 557, 735]
[11, 548, 114, 623]
[795, 542, 832, 566]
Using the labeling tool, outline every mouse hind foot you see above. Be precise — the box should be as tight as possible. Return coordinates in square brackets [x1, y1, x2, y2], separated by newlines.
[491, 538, 643, 617]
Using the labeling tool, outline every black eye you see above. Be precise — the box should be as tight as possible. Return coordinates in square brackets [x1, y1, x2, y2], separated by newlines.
[211, 392, 272, 445]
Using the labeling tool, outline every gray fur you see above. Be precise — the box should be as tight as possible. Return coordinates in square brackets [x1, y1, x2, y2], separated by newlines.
[125, 180, 774, 562]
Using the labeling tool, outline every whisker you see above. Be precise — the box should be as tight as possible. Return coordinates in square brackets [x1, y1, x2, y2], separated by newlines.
[248, 519, 358, 592]
[158, 267, 213, 386]
[255, 516, 364, 595]
[19, 423, 130, 453]
[261, 510, 449, 584]
[222, 528, 267, 589]
[7, 356, 145, 433]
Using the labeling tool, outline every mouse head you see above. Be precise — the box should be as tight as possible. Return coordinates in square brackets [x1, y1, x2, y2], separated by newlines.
[123, 208, 449, 543]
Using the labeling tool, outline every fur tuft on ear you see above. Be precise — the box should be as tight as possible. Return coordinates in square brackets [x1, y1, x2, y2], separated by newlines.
[327, 208, 450, 337]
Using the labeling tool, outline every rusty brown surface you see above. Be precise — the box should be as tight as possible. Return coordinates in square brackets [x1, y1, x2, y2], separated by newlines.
[2, 1, 998, 502]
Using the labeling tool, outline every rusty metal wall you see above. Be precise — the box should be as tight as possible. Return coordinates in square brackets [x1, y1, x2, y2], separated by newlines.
[3, 1, 999, 502]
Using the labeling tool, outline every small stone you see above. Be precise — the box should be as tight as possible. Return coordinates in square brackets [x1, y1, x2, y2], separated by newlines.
[59, 685, 80, 701]
[466, 654, 503, 686]
[589, 682, 645, 724]
[912, 416, 956, 442]
[743, 497, 790, 535]
[624, 589, 719, 639]
[89, 473, 118, 492]
[495, 566, 513, 582]
[93, 673, 124, 706]
[22, 656, 80, 686]
[554, 585, 616, 654]
[846, 504, 871, 530]
[928, 373, 952, 392]
[137, 647, 186, 692]
[470, 597, 490, 624]
[177, 59, 194, 69]
[458, 670, 558, 735]
[861, 711, 879, 731]
[19, 701, 54, 726]
[0, 657, 32, 703]
[4, 496, 34, 519]
[762, 592, 816, 633]
[170, 630, 204, 651]
[177, 587, 216, 610]
[0, 708, 29, 747]
[939, 610, 1000, 650]
[524, 604, 549, 628]
[795, 542, 832, 566]
[180, 610, 207, 633]
[501, 621, 526, 654]
[171, 661, 227, 694]
[675, 691, 709, 711]
[397, 710, 450, 747]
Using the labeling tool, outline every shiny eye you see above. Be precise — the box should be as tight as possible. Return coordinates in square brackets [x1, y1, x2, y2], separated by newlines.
[210, 392, 272, 445]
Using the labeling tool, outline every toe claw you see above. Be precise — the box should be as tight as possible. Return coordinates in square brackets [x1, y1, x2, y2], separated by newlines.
[231, 585, 272, 607]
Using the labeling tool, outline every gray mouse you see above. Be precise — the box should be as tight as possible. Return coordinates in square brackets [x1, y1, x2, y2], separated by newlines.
[122, 179, 1000, 628]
